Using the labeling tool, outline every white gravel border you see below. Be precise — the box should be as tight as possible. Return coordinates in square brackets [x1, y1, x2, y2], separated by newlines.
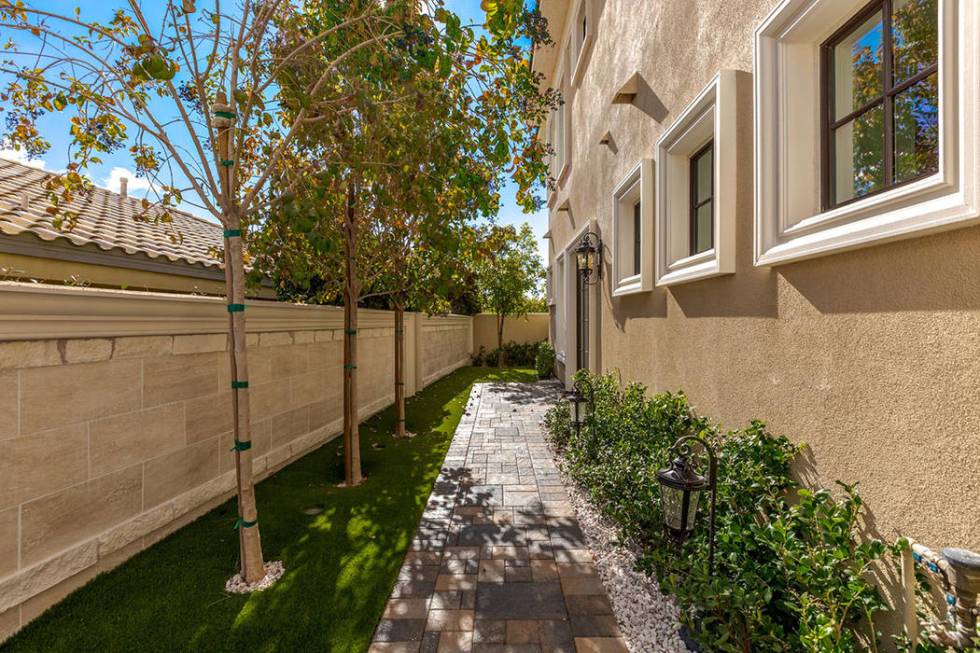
[224, 560, 285, 594]
[547, 440, 689, 653]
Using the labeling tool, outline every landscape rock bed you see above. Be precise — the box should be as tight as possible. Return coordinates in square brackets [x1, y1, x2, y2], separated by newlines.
[547, 439, 689, 653]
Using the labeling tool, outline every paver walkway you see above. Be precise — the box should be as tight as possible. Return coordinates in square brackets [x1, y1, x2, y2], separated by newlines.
[370, 381, 629, 653]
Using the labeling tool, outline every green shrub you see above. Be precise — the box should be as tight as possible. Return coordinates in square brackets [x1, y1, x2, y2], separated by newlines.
[471, 346, 488, 367]
[474, 340, 544, 368]
[545, 369, 897, 653]
[535, 341, 555, 378]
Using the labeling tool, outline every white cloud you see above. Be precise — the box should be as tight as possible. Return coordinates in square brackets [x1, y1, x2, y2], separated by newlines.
[0, 148, 49, 170]
[101, 166, 156, 196]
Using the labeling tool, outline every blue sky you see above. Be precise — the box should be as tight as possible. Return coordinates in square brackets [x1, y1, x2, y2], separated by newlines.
[0, 0, 548, 266]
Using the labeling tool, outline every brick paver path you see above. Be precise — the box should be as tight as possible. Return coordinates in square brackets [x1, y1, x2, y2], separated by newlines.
[370, 382, 629, 653]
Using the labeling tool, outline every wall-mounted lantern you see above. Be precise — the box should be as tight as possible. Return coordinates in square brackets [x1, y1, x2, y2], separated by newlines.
[575, 231, 602, 285]
[656, 434, 719, 576]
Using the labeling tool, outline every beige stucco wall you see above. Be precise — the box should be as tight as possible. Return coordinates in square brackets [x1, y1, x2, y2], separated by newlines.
[541, 0, 980, 630]
[0, 282, 472, 641]
[472, 313, 549, 354]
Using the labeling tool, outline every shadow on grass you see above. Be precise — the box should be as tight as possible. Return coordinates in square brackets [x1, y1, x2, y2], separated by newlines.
[1, 367, 538, 653]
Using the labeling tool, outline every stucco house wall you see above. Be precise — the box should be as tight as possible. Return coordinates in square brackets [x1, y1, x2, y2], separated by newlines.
[539, 0, 979, 620]
[0, 282, 473, 641]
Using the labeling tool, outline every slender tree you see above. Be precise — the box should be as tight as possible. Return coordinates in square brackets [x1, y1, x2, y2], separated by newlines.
[256, 0, 557, 481]
[0, 0, 423, 584]
[476, 223, 544, 366]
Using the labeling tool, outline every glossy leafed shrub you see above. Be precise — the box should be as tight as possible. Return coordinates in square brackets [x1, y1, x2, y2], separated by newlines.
[544, 370, 897, 653]
[535, 341, 555, 379]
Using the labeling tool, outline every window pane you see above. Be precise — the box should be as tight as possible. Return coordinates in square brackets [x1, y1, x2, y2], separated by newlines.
[894, 73, 939, 182]
[832, 11, 884, 119]
[694, 202, 713, 254]
[892, 0, 938, 84]
[832, 104, 885, 203]
[696, 146, 712, 204]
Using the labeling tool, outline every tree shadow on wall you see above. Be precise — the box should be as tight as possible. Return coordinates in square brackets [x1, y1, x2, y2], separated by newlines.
[0, 367, 537, 653]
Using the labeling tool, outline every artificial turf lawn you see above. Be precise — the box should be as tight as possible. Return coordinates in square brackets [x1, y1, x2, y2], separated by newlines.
[1, 366, 538, 653]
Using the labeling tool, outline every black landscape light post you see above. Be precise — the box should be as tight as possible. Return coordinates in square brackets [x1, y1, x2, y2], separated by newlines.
[565, 377, 593, 437]
[656, 434, 718, 576]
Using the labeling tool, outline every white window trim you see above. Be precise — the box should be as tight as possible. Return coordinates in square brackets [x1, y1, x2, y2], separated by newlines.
[754, 0, 980, 266]
[655, 70, 739, 287]
[558, 221, 595, 379]
[569, 0, 595, 88]
[556, 74, 570, 186]
[546, 265, 555, 306]
[612, 159, 654, 296]
[554, 253, 566, 363]
[546, 72, 571, 192]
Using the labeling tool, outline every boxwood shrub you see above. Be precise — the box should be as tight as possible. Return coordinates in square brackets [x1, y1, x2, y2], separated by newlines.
[544, 370, 910, 653]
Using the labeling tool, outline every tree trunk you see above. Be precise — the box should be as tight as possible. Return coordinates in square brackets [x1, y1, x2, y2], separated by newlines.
[393, 302, 408, 438]
[222, 216, 266, 583]
[215, 90, 265, 583]
[496, 313, 505, 367]
[342, 180, 363, 486]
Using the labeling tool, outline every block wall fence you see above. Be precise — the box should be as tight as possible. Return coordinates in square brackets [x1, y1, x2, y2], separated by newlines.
[0, 282, 478, 641]
[471, 313, 549, 354]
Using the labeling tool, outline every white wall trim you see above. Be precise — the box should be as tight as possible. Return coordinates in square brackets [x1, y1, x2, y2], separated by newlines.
[611, 159, 655, 296]
[656, 70, 739, 287]
[754, 0, 980, 266]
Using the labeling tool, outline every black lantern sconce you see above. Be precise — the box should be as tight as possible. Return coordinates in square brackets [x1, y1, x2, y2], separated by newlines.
[565, 377, 594, 436]
[656, 434, 719, 576]
[575, 231, 603, 285]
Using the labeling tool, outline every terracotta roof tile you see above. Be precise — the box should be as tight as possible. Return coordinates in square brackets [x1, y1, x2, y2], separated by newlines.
[0, 158, 223, 270]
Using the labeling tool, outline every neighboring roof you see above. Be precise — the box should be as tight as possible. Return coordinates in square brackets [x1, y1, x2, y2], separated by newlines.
[0, 158, 223, 273]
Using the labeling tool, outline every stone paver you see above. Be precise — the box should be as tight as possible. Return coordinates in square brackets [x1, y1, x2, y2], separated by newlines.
[371, 382, 629, 653]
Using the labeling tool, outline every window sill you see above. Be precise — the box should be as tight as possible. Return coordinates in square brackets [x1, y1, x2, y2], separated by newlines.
[757, 179, 979, 265]
[658, 249, 728, 287]
[556, 163, 571, 189]
[612, 274, 648, 297]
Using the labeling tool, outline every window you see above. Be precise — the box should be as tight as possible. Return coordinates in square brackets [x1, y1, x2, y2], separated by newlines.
[570, 0, 594, 86]
[548, 78, 569, 185]
[612, 159, 654, 296]
[655, 71, 741, 287]
[554, 254, 565, 359]
[821, 0, 939, 209]
[755, 0, 979, 266]
[690, 142, 714, 255]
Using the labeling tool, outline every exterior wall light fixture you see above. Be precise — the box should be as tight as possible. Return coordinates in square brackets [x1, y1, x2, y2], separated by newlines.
[575, 231, 602, 285]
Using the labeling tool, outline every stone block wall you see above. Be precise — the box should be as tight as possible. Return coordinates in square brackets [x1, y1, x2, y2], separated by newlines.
[0, 282, 473, 641]
[420, 314, 473, 386]
[471, 313, 549, 354]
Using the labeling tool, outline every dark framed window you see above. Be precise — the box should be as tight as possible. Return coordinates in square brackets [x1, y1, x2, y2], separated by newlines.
[689, 141, 714, 255]
[821, 0, 938, 209]
[632, 201, 641, 275]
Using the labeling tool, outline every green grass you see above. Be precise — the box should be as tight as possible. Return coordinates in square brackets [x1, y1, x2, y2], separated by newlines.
[2, 366, 537, 653]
